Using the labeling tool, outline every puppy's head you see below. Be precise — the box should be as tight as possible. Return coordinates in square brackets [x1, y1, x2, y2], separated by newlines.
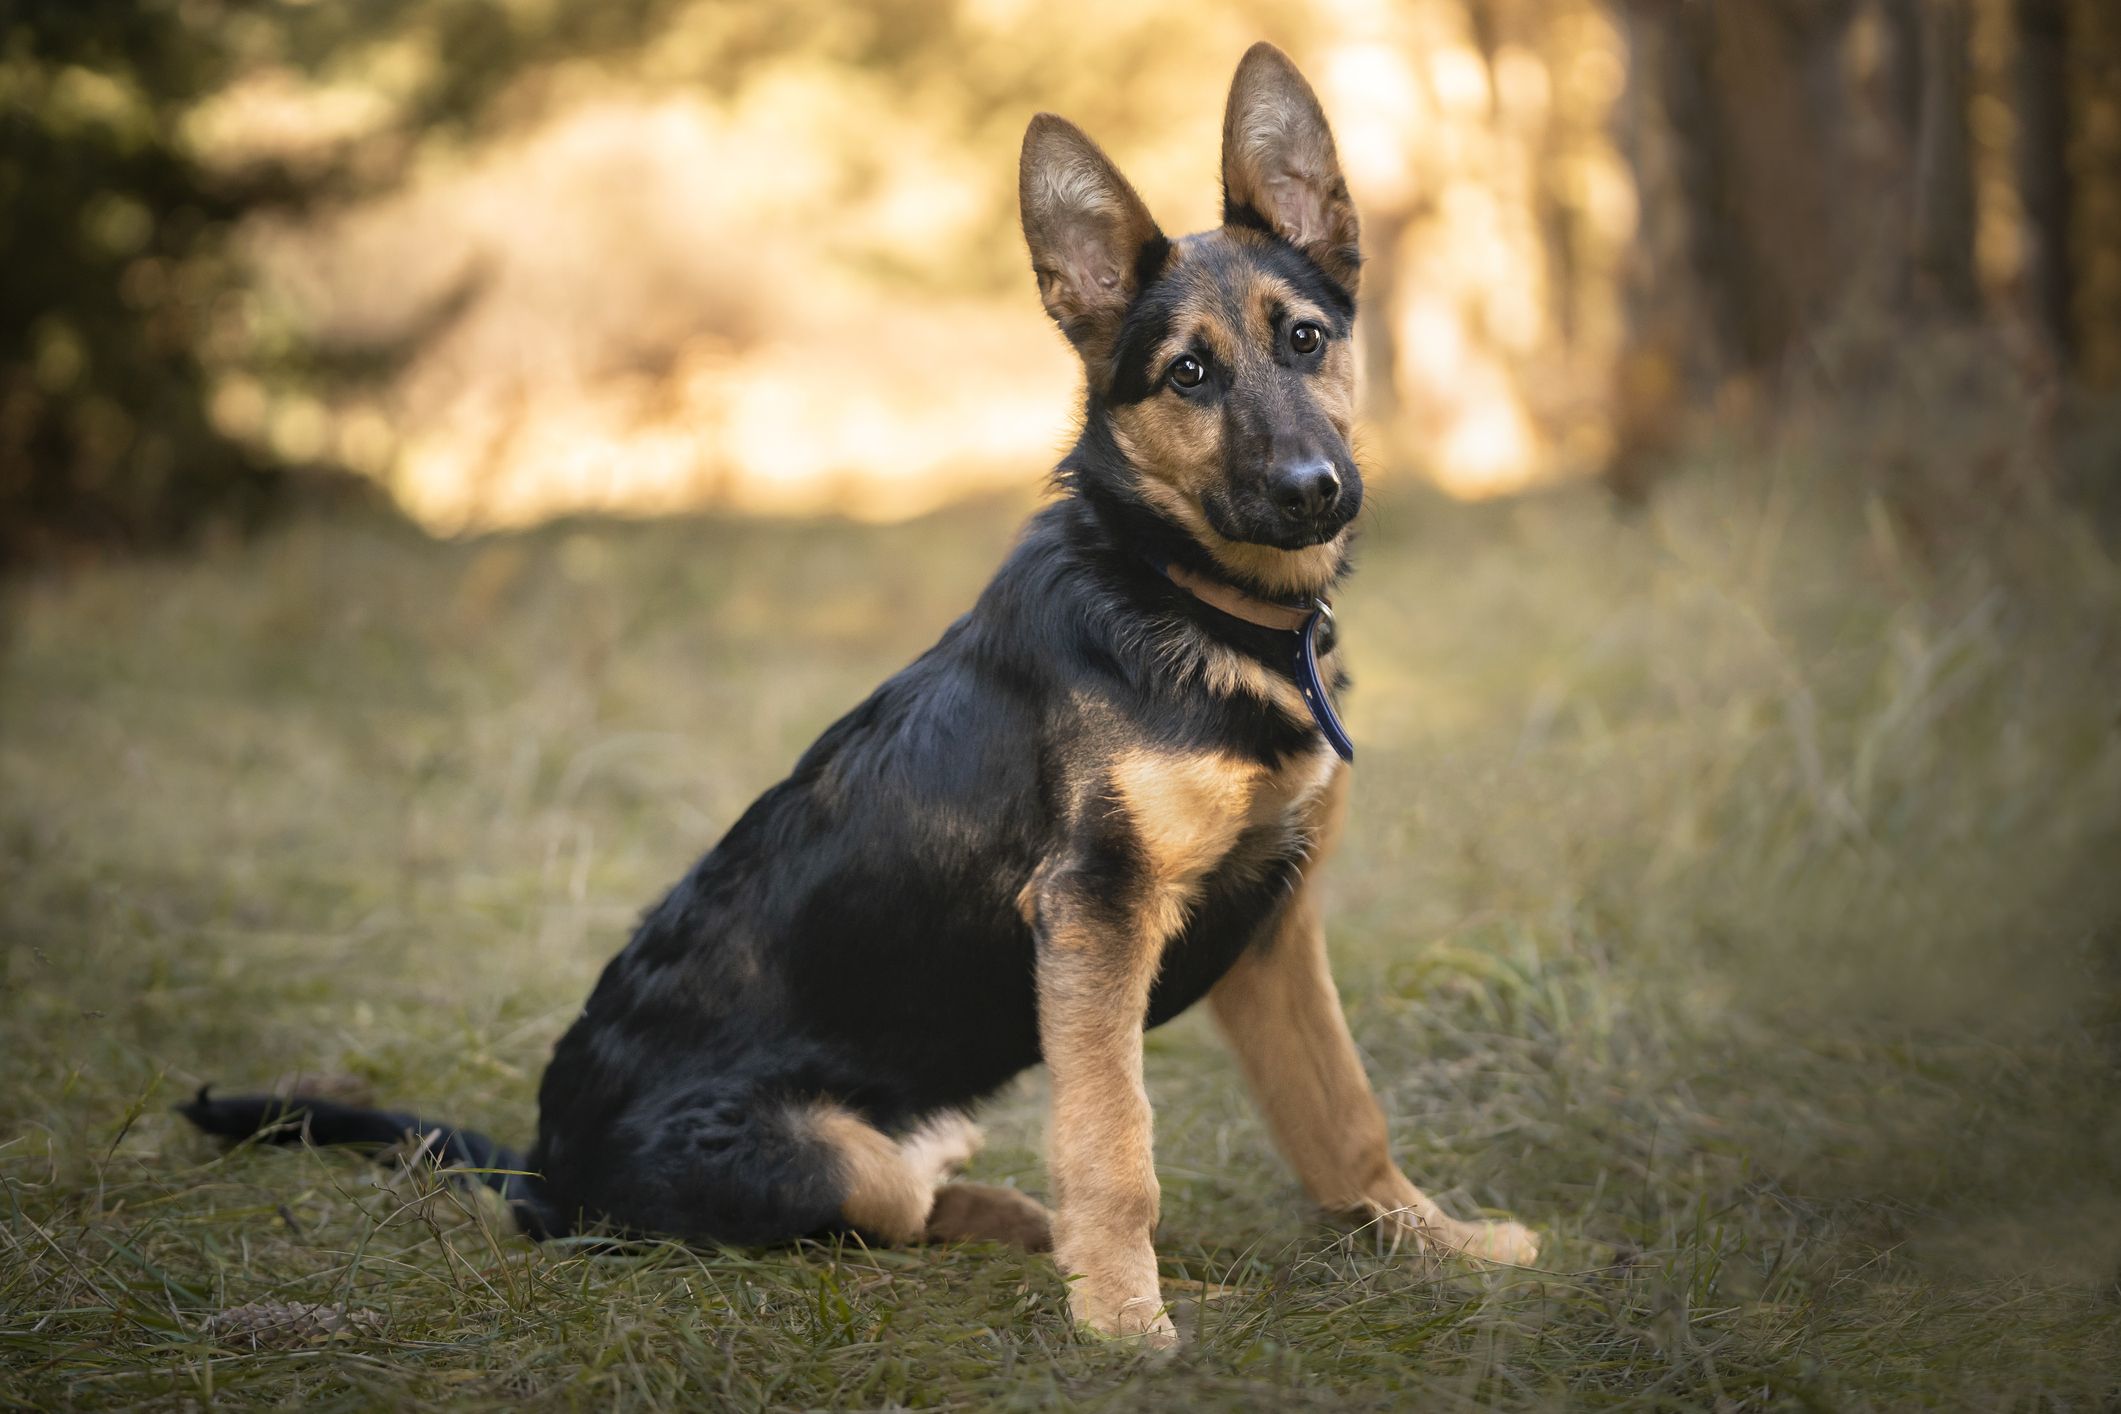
[1021, 43, 1362, 596]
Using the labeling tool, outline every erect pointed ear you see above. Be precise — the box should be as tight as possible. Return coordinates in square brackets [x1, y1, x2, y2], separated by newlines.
[1019, 114, 1168, 374]
[1220, 42, 1361, 295]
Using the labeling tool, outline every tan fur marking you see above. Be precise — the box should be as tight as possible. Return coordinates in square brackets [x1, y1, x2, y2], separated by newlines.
[1195, 637, 1311, 720]
[1111, 398, 1221, 500]
[1242, 273, 1303, 346]
[1200, 528, 1350, 598]
[1108, 743, 1339, 939]
[1109, 748, 1257, 934]
[809, 1104, 933, 1244]
[1315, 338, 1357, 438]
[1207, 770, 1541, 1267]
[808, 1106, 981, 1246]
[1036, 904, 1173, 1344]
[898, 1110, 983, 1186]
[1160, 281, 1241, 374]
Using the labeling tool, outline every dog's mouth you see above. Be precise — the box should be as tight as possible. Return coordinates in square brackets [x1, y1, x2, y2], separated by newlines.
[1201, 483, 1362, 552]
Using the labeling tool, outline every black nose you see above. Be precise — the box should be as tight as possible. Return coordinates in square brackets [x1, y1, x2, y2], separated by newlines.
[1269, 460, 1342, 519]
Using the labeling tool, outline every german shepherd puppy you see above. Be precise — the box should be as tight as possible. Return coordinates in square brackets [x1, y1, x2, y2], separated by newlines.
[182, 43, 1537, 1347]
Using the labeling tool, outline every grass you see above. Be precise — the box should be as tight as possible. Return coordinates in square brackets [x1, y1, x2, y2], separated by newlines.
[3, 447, 2119, 1409]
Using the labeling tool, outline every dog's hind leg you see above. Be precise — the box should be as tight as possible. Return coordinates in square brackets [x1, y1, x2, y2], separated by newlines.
[804, 1105, 986, 1245]
[895, 1110, 983, 1187]
[808, 1106, 1054, 1251]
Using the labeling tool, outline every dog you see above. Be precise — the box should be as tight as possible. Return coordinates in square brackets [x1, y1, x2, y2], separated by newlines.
[182, 42, 1538, 1348]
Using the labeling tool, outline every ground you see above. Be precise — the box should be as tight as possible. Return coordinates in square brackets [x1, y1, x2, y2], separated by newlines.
[4, 456, 2119, 1410]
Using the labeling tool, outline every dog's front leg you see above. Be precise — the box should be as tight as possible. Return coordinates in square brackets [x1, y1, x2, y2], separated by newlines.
[1209, 875, 1540, 1266]
[1034, 881, 1174, 1348]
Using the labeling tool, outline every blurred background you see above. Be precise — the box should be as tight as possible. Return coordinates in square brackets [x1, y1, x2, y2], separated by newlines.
[4, 3, 2121, 1405]
[5, 0, 2117, 558]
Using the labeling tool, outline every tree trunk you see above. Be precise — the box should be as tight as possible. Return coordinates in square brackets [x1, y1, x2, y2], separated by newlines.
[2013, 0, 2074, 363]
[1910, 0, 1980, 312]
[2069, 0, 2121, 386]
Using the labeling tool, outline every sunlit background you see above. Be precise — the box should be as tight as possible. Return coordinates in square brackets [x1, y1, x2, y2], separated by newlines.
[7, 4, 2121, 1404]
[8, 0, 2116, 553]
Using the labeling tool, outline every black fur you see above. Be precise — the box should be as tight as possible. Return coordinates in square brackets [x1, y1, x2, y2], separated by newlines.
[182, 114, 1364, 1256]
[177, 1087, 551, 1238]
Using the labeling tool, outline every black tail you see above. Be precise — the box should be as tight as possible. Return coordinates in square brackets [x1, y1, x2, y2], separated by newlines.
[177, 1087, 554, 1240]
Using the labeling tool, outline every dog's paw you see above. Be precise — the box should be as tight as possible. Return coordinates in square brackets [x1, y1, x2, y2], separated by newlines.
[925, 1182, 1053, 1251]
[1377, 1204, 1542, 1269]
[1069, 1285, 1178, 1351]
[1450, 1218, 1541, 1268]
[1056, 1232, 1176, 1350]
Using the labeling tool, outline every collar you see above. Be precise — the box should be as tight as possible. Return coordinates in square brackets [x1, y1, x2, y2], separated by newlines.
[1158, 560, 1317, 633]
[1145, 555, 1354, 762]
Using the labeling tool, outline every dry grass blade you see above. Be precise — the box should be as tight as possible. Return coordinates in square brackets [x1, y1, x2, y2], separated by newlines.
[203, 1300, 385, 1349]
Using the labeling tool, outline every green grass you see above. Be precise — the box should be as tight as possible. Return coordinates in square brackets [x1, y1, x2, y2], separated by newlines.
[4, 452, 2119, 1409]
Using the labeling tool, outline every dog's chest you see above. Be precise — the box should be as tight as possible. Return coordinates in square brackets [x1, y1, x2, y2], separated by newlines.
[1104, 741, 1338, 947]
[1137, 745, 1336, 1026]
[1111, 740, 1336, 879]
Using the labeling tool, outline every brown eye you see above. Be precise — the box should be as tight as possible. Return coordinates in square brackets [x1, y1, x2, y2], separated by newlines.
[1169, 355, 1205, 389]
[1290, 322, 1323, 355]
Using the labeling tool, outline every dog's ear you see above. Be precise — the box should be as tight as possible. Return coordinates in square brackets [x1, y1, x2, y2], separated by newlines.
[1220, 42, 1360, 295]
[1019, 114, 1168, 374]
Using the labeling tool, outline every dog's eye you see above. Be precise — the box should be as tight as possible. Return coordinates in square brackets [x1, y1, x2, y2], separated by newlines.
[1169, 355, 1206, 389]
[1289, 321, 1324, 355]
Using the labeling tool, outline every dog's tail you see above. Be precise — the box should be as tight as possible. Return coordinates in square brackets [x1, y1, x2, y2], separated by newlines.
[176, 1087, 554, 1240]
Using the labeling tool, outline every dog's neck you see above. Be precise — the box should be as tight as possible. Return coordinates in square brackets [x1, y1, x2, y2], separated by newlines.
[1043, 473, 1354, 759]
[1122, 512, 1354, 762]
[1149, 558, 1316, 631]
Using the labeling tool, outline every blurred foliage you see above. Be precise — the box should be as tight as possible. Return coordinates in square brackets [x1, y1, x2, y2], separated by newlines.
[2, 0, 2115, 569]
[0, 0, 763, 568]
[0, 1, 268, 568]
[0, 0, 1307, 563]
